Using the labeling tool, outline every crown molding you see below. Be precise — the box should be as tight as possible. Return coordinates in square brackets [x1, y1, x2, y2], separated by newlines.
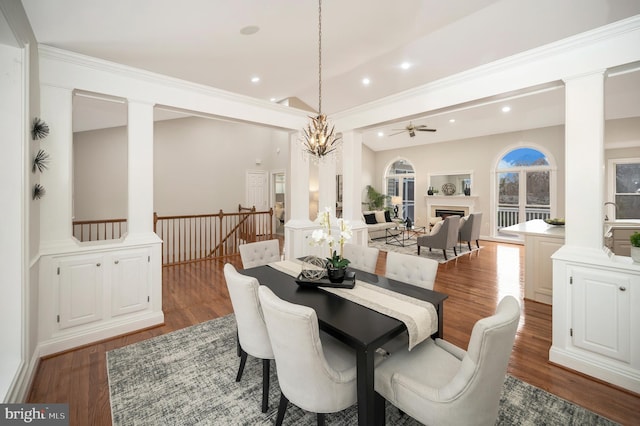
[335, 14, 640, 126]
[38, 44, 308, 123]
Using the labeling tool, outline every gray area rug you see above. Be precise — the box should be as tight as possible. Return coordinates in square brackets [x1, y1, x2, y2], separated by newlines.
[368, 237, 482, 263]
[107, 314, 618, 426]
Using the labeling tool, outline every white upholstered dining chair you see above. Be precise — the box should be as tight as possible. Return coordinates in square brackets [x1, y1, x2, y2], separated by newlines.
[343, 243, 379, 273]
[223, 263, 274, 413]
[385, 251, 439, 290]
[258, 286, 359, 426]
[374, 295, 521, 426]
[382, 251, 440, 353]
[239, 239, 281, 268]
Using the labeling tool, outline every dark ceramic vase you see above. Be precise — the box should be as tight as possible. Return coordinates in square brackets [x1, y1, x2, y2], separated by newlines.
[326, 266, 346, 283]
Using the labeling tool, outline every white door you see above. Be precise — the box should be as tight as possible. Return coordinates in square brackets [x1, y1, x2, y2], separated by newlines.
[57, 254, 104, 329]
[571, 266, 631, 362]
[246, 170, 268, 211]
[111, 248, 150, 317]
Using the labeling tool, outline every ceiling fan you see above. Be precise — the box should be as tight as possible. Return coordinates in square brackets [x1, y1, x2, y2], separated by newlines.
[388, 122, 437, 137]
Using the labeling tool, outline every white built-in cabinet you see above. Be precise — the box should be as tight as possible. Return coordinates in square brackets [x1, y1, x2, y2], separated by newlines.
[39, 242, 164, 357]
[57, 253, 105, 330]
[56, 248, 150, 330]
[551, 252, 640, 394]
[570, 266, 631, 363]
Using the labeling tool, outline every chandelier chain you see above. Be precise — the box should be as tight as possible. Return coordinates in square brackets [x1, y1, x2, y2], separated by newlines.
[318, 0, 322, 114]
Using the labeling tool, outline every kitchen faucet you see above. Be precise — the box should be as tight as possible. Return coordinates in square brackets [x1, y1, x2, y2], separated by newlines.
[604, 201, 618, 221]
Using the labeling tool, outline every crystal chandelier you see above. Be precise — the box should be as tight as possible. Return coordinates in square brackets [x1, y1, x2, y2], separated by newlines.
[302, 0, 341, 160]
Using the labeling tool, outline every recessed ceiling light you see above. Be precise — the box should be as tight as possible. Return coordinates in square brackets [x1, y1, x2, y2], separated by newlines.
[362, 78, 371, 86]
[240, 26, 260, 35]
[269, 98, 276, 102]
[449, 118, 456, 123]
[400, 62, 411, 70]
[377, 131, 384, 137]
[251, 76, 260, 83]
[502, 106, 511, 113]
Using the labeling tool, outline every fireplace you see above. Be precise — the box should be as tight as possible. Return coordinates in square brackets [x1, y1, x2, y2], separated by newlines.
[435, 209, 466, 219]
[425, 194, 477, 222]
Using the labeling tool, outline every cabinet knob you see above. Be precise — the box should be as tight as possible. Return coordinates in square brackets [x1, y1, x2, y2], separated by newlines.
[619, 286, 626, 291]
[114, 260, 119, 264]
[96, 263, 101, 267]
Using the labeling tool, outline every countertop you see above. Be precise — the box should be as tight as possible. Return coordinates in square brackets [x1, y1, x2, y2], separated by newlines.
[501, 219, 565, 239]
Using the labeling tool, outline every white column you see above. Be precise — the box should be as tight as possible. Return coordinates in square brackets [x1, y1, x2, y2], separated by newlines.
[284, 133, 317, 259]
[341, 131, 368, 245]
[127, 100, 155, 235]
[318, 154, 337, 217]
[39, 85, 73, 245]
[563, 71, 606, 250]
[288, 133, 310, 220]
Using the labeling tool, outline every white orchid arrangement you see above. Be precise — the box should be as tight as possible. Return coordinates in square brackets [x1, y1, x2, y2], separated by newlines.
[310, 207, 353, 268]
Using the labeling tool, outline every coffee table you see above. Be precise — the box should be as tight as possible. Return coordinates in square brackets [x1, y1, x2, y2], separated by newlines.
[385, 225, 426, 247]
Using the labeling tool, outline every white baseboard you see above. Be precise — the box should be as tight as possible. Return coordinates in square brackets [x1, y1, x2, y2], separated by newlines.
[549, 345, 640, 394]
[38, 311, 165, 358]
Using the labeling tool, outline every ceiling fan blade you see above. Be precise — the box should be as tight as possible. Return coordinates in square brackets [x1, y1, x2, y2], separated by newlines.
[416, 128, 437, 132]
[388, 130, 407, 136]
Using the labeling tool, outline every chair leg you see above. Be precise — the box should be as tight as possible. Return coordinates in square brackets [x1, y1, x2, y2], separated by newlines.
[236, 349, 247, 382]
[261, 359, 270, 413]
[442, 249, 447, 260]
[275, 393, 288, 426]
[374, 391, 386, 425]
[236, 331, 241, 357]
[476, 239, 480, 249]
[468, 241, 472, 251]
[453, 246, 457, 256]
[417, 246, 421, 255]
[317, 413, 326, 426]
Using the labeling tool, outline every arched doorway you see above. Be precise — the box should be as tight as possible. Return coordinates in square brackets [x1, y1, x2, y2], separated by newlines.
[495, 146, 557, 238]
[385, 159, 415, 221]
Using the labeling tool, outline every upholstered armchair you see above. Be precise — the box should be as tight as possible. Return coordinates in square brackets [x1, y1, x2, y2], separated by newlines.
[239, 239, 281, 268]
[343, 243, 380, 273]
[223, 263, 274, 413]
[459, 212, 482, 250]
[374, 296, 521, 426]
[416, 215, 461, 260]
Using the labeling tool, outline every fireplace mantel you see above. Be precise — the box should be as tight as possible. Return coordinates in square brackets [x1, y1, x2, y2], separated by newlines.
[425, 195, 478, 218]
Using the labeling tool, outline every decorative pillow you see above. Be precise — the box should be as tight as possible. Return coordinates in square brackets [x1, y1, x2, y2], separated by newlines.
[384, 210, 392, 222]
[375, 211, 386, 224]
[364, 213, 377, 225]
[430, 221, 444, 235]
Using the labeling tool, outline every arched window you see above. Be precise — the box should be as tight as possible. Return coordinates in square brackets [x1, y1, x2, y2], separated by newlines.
[385, 159, 415, 220]
[496, 147, 555, 236]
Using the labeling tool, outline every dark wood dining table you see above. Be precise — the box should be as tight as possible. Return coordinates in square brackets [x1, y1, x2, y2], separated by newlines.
[241, 264, 448, 426]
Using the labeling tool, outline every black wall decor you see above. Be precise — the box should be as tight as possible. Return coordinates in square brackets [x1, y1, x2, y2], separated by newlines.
[31, 117, 50, 140]
[32, 149, 50, 173]
[33, 183, 46, 200]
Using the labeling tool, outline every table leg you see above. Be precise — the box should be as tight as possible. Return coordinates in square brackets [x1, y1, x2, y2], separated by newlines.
[356, 347, 377, 426]
[437, 301, 444, 338]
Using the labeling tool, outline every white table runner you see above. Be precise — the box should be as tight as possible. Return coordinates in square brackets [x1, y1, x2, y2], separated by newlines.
[268, 259, 437, 350]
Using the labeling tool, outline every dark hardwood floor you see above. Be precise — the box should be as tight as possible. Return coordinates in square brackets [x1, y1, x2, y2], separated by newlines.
[27, 241, 640, 425]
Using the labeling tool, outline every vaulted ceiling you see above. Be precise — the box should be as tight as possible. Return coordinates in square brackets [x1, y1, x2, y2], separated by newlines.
[20, 0, 640, 150]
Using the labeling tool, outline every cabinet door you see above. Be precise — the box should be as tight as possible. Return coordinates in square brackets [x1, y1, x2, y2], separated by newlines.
[111, 249, 150, 317]
[571, 267, 631, 362]
[58, 255, 104, 329]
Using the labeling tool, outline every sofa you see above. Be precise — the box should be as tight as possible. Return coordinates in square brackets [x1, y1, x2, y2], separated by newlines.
[362, 210, 399, 240]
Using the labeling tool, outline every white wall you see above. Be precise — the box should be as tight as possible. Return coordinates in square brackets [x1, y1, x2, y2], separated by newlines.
[371, 124, 568, 238]
[153, 116, 289, 215]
